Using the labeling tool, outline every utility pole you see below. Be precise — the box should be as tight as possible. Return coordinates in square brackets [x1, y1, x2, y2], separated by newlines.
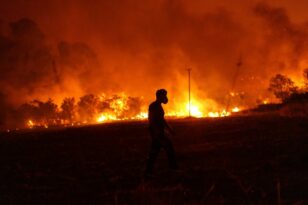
[226, 56, 242, 112]
[187, 67, 192, 117]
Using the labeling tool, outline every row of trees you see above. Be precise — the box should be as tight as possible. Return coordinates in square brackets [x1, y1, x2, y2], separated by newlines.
[268, 69, 308, 102]
[16, 94, 143, 127]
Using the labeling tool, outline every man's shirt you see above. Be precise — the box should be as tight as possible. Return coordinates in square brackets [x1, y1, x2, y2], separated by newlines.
[148, 101, 165, 132]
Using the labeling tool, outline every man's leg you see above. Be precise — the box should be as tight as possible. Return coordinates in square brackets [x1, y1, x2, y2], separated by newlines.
[145, 138, 161, 175]
[161, 136, 178, 169]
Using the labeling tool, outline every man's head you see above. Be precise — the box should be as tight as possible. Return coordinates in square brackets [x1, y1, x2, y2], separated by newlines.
[156, 89, 168, 104]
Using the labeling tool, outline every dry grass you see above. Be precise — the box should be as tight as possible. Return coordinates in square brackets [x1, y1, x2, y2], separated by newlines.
[0, 116, 307, 204]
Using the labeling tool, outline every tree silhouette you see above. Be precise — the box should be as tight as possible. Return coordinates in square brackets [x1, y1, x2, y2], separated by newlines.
[269, 74, 298, 101]
[61, 97, 76, 123]
[18, 98, 58, 126]
[77, 94, 99, 122]
[35, 99, 58, 124]
[304, 68, 308, 91]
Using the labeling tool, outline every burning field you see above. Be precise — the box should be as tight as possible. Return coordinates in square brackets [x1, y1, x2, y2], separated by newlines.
[0, 0, 308, 204]
[8, 92, 241, 131]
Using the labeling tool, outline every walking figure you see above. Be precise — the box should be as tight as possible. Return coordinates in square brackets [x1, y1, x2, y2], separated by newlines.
[145, 89, 178, 177]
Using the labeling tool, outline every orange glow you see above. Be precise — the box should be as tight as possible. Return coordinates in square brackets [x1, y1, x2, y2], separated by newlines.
[96, 113, 118, 123]
[93, 95, 236, 124]
[26, 119, 51, 129]
[2, 1, 308, 131]
[208, 110, 230, 118]
[27, 120, 34, 129]
[188, 103, 203, 118]
[165, 99, 205, 118]
[135, 112, 148, 119]
[94, 94, 148, 123]
[20, 94, 250, 129]
[232, 107, 240, 112]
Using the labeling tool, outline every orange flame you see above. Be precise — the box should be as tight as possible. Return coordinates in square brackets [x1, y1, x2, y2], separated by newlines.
[24, 93, 245, 129]
[27, 120, 34, 128]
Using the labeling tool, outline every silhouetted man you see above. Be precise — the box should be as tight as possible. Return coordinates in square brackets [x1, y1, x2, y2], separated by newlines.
[145, 89, 178, 177]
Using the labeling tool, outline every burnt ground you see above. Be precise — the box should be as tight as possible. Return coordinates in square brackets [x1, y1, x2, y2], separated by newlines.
[0, 115, 307, 205]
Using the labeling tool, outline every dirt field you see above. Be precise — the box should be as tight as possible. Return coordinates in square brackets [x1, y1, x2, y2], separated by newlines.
[0, 115, 307, 204]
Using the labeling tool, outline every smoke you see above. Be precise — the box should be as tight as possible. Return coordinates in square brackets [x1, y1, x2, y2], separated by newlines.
[0, 18, 114, 127]
[253, 2, 308, 75]
[0, 18, 111, 105]
[0, 19, 53, 100]
[1, 1, 308, 128]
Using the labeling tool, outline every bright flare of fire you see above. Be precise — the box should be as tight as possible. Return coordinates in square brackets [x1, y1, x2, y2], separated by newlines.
[96, 112, 148, 123]
[96, 114, 117, 122]
[95, 94, 148, 123]
[27, 120, 34, 128]
[207, 110, 230, 118]
[186, 103, 203, 118]
[232, 107, 240, 112]
[166, 100, 205, 118]
[26, 119, 49, 129]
